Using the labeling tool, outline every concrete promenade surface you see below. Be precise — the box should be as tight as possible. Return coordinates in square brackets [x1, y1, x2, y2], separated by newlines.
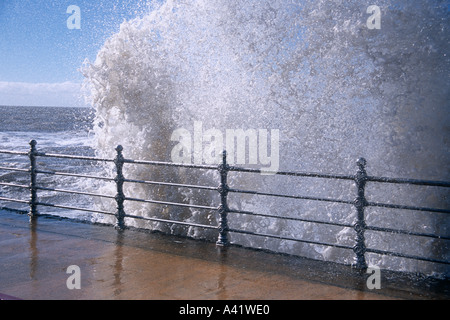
[0, 209, 448, 300]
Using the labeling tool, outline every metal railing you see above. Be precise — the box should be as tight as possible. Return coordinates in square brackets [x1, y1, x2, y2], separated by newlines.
[0, 140, 449, 270]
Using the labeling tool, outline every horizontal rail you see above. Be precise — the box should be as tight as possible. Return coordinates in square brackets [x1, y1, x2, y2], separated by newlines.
[228, 165, 355, 180]
[366, 247, 450, 265]
[0, 150, 28, 156]
[228, 228, 354, 250]
[124, 158, 218, 170]
[125, 196, 217, 211]
[0, 182, 29, 189]
[36, 169, 115, 181]
[0, 196, 30, 204]
[367, 175, 450, 187]
[0, 166, 30, 173]
[124, 213, 218, 230]
[366, 225, 450, 240]
[229, 188, 450, 213]
[36, 201, 116, 216]
[228, 187, 354, 205]
[35, 152, 113, 162]
[124, 178, 217, 191]
[35, 186, 115, 199]
[228, 208, 354, 228]
[2, 148, 450, 187]
[367, 201, 450, 214]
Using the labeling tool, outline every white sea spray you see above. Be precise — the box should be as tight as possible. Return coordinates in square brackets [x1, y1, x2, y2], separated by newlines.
[83, 0, 449, 274]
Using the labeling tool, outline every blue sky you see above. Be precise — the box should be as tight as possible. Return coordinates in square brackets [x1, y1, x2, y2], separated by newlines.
[0, 0, 155, 107]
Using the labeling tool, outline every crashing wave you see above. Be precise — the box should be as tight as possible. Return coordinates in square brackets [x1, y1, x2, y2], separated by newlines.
[83, 0, 449, 274]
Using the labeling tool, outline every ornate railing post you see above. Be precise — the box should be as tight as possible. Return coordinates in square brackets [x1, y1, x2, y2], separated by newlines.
[353, 158, 368, 270]
[216, 150, 230, 246]
[114, 145, 126, 230]
[28, 140, 38, 219]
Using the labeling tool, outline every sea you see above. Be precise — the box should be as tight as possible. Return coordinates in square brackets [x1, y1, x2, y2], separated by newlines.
[0, 105, 102, 220]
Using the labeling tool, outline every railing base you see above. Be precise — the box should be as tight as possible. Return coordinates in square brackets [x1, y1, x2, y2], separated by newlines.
[216, 240, 230, 247]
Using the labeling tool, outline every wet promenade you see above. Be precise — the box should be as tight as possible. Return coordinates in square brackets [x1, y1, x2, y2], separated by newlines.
[0, 209, 448, 300]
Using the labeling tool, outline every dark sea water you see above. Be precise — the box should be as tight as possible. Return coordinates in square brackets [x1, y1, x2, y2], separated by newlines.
[0, 105, 94, 133]
[0, 106, 94, 153]
[0, 105, 102, 219]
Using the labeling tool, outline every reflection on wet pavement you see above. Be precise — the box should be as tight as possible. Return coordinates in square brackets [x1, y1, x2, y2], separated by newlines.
[0, 210, 448, 300]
